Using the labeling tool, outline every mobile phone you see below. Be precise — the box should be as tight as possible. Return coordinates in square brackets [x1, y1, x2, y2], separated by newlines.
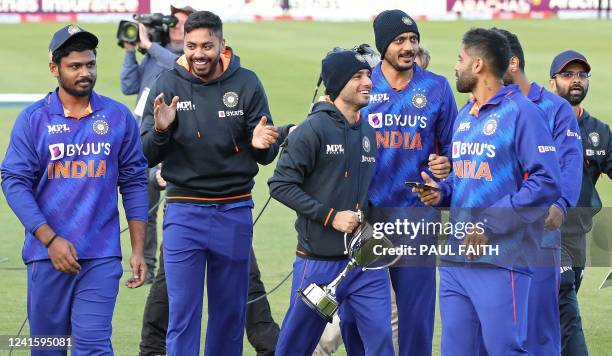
[404, 181, 442, 192]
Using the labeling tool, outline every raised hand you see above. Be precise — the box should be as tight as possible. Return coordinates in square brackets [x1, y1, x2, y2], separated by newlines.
[252, 116, 279, 149]
[153, 93, 179, 132]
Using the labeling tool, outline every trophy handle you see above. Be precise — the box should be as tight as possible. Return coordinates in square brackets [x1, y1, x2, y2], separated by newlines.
[324, 259, 357, 295]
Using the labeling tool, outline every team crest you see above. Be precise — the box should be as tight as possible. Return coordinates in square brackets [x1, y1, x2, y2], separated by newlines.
[93, 120, 109, 135]
[362, 136, 371, 153]
[589, 132, 600, 147]
[67, 25, 81, 35]
[223, 92, 239, 108]
[483, 118, 497, 136]
[402, 16, 413, 26]
[412, 93, 427, 109]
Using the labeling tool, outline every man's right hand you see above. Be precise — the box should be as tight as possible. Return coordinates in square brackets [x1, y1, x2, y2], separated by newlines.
[412, 171, 441, 206]
[332, 211, 359, 234]
[138, 23, 152, 50]
[153, 93, 179, 132]
[48, 237, 81, 274]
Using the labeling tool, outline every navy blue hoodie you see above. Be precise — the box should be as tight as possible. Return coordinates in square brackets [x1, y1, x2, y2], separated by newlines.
[269, 101, 377, 259]
[141, 48, 289, 204]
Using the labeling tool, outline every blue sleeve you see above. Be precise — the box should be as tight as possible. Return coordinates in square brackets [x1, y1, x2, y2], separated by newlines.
[552, 101, 583, 212]
[480, 103, 561, 234]
[147, 43, 179, 70]
[0, 110, 47, 234]
[140, 81, 171, 167]
[118, 109, 149, 222]
[437, 173, 454, 207]
[246, 77, 281, 165]
[268, 121, 337, 226]
[436, 79, 458, 157]
[120, 51, 142, 96]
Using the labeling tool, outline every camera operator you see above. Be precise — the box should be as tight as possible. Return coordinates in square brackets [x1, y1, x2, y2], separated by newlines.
[120, 5, 194, 287]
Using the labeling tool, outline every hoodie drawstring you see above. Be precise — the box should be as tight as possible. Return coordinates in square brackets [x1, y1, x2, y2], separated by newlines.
[191, 82, 204, 139]
[217, 81, 240, 153]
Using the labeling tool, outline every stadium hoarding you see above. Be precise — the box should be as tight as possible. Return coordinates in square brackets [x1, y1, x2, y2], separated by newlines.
[0, 0, 150, 22]
[447, 0, 612, 18]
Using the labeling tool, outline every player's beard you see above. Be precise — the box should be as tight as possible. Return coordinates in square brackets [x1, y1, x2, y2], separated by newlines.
[190, 49, 222, 81]
[456, 69, 477, 93]
[557, 81, 589, 106]
[385, 49, 416, 72]
[58, 70, 96, 97]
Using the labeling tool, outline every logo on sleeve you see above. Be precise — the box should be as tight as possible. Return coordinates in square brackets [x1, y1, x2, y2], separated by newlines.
[368, 113, 383, 128]
[223, 92, 239, 108]
[49, 143, 65, 161]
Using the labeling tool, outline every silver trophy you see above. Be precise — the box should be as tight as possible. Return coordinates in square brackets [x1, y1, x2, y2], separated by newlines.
[298, 211, 399, 322]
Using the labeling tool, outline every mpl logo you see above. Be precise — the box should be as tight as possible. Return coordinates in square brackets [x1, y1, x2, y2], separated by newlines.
[457, 122, 470, 133]
[176, 101, 195, 111]
[368, 113, 383, 128]
[48, 124, 70, 135]
[48, 143, 65, 161]
[326, 144, 344, 155]
[369, 93, 390, 104]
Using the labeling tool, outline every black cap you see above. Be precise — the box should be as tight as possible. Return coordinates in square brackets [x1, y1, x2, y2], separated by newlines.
[170, 4, 196, 15]
[550, 50, 591, 78]
[321, 49, 371, 101]
[373, 9, 419, 57]
[49, 24, 98, 55]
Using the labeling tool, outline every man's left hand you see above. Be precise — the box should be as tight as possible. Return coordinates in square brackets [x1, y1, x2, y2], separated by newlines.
[126, 253, 147, 288]
[544, 204, 564, 230]
[252, 116, 279, 149]
[428, 154, 451, 179]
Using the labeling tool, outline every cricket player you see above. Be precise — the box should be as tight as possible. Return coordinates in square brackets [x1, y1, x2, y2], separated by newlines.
[496, 28, 583, 355]
[140, 11, 291, 356]
[1, 25, 148, 355]
[269, 49, 393, 356]
[550, 50, 612, 356]
[415, 28, 561, 355]
[360, 10, 457, 356]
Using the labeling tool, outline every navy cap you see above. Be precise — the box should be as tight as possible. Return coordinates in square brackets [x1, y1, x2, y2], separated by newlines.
[49, 24, 98, 54]
[550, 50, 591, 78]
[373, 9, 419, 57]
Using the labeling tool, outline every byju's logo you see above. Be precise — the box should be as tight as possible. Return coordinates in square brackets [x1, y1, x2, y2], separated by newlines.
[48, 143, 65, 161]
[48, 124, 70, 134]
[368, 113, 383, 128]
[326, 144, 344, 155]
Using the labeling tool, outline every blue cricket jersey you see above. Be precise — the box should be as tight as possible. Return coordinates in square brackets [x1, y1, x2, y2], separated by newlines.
[1, 90, 148, 263]
[362, 63, 457, 208]
[439, 85, 561, 272]
[528, 83, 583, 248]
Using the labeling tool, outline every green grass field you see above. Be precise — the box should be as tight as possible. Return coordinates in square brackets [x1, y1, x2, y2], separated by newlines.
[0, 19, 611, 355]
